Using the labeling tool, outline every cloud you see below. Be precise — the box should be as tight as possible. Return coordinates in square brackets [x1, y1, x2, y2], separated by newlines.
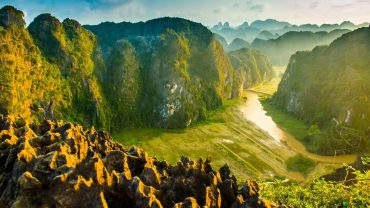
[310, 1, 319, 9]
[246, 1, 253, 6]
[331, 0, 354, 7]
[249, 4, 265, 12]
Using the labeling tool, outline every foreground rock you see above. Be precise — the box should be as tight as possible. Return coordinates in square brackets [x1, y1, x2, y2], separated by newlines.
[0, 115, 285, 207]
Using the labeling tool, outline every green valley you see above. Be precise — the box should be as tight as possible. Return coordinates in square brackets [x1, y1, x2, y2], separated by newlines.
[113, 68, 356, 183]
[0, 2, 369, 208]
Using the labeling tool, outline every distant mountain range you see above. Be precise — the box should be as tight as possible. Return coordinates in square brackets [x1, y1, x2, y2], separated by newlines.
[250, 29, 350, 65]
[212, 19, 370, 43]
[216, 28, 350, 66]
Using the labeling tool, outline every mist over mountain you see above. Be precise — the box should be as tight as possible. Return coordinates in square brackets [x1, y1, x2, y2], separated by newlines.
[250, 29, 351, 65]
[212, 19, 369, 43]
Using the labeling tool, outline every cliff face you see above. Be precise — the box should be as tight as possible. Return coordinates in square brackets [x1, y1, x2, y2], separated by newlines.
[0, 6, 248, 130]
[228, 48, 274, 89]
[0, 115, 283, 208]
[272, 27, 370, 154]
[0, 7, 111, 130]
[86, 18, 239, 129]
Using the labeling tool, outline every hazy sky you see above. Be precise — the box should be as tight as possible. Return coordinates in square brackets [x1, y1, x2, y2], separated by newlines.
[1, 0, 369, 26]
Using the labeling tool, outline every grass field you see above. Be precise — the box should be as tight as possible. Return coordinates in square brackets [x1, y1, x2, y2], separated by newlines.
[113, 67, 349, 182]
[250, 66, 286, 95]
[113, 99, 343, 182]
[261, 101, 308, 141]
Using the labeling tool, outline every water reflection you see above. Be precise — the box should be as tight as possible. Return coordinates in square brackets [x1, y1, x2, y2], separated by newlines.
[240, 91, 357, 164]
[241, 92, 283, 143]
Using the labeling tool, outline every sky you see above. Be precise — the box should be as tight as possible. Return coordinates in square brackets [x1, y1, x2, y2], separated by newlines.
[1, 0, 369, 26]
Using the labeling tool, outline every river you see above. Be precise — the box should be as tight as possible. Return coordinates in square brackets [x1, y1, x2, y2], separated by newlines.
[240, 91, 357, 164]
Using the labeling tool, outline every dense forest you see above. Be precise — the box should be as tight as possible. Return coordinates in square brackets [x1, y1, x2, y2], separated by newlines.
[0, 4, 370, 208]
[0, 6, 273, 131]
[272, 27, 370, 155]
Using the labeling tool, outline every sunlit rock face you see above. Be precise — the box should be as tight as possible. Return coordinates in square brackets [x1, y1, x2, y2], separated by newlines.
[0, 115, 285, 208]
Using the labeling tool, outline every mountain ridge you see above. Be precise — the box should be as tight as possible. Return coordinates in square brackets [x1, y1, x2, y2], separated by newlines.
[271, 26, 370, 155]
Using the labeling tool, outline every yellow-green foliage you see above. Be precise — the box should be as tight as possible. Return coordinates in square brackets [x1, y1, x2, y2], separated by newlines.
[28, 14, 111, 129]
[0, 23, 63, 121]
[260, 169, 370, 207]
[159, 29, 191, 80]
[208, 40, 234, 100]
[228, 48, 274, 89]
[106, 40, 140, 128]
[273, 27, 370, 154]
[286, 154, 316, 176]
[0, 8, 111, 130]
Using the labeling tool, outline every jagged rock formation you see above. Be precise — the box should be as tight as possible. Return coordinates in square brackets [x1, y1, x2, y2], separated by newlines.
[272, 27, 370, 155]
[0, 115, 285, 208]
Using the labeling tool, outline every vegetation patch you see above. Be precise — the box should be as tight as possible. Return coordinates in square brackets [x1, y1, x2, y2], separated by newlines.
[286, 154, 316, 176]
[261, 99, 308, 140]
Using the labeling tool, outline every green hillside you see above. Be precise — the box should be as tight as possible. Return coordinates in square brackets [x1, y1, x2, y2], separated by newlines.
[0, 6, 275, 131]
[272, 27, 370, 155]
[251, 29, 350, 65]
[228, 48, 274, 89]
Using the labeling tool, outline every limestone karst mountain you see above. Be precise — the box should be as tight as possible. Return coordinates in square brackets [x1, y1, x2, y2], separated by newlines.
[0, 6, 274, 130]
[211, 19, 368, 43]
[272, 27, 370, 155]
[228, 48, 274, 89]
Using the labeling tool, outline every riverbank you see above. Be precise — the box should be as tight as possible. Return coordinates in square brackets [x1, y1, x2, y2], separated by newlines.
[113, 93, 355, 183]
[243, 91, 356, 164]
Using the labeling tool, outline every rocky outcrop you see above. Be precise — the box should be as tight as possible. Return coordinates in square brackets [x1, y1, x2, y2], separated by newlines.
[0, 6, 25, 28]
[0, 115, 286, 207]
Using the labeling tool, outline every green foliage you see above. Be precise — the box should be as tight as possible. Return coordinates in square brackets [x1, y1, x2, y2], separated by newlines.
[286, 154, 316, 176]
[260, 169, 370, 207]
[228, 48, 274, 89]
[87, 17, 242, 129]
[227, 38, 250, 51]
[0, 6, 25, 28]
[0, 6, 271, 131]
[105, 40, 140, 128]
[0, 23, 64, 121]
[251, 29, 350, 65]
[272, 27, 370, 154]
